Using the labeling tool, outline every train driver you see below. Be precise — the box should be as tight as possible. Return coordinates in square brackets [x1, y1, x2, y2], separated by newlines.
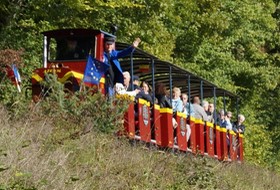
[57, 38, 85, 60]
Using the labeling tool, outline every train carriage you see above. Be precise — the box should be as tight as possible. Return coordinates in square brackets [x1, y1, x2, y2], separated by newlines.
[116, 42, 242, 161]
[31, 28, 244, 162]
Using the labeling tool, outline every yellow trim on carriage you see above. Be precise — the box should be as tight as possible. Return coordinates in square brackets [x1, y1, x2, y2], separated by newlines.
[138, 98, 150, 106]
[160, 108, 173, 114]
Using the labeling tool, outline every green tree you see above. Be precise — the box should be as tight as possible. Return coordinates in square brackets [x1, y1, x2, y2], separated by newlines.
[1, 0, 280, 169]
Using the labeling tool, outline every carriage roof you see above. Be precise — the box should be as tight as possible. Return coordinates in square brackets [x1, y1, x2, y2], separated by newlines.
[116, 42, 236, 99]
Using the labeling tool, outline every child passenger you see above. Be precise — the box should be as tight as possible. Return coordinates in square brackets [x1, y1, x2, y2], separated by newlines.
[172, 87, 183, 113]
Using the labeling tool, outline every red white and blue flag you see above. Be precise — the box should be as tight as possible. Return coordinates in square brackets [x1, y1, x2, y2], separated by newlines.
[12, 64, 21, 83]
[12, 64, 21, 92]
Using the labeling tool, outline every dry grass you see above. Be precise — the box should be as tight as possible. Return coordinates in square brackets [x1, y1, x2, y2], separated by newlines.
[0, 105, 280, 190]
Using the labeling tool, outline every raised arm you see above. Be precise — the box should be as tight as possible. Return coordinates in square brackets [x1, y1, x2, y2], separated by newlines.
[116, 38, 141, 58]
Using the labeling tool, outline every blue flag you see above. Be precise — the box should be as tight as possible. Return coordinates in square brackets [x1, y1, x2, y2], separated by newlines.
[12, 64, 21, 83]
[83, 56, 109, 85]
[95, 56, 110, 74]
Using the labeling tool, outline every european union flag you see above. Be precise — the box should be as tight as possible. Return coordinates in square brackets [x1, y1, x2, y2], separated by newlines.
[83, 56, 109, 85]
[95, 56, 110, 74]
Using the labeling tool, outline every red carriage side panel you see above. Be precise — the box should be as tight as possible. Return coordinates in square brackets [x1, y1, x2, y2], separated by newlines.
[175, 112, 187, 151]
[220, 127, 229, 161]
[238, 133, 244, 161]
[189, 116, 197, 153]
[215, 125, 222, 160]
[206, 122, 215, 157]
[158, 108, 173, 148]
[153, 104, 162, 145]
[229, 130, 238, 161]
[123, 98, 135, 139]
[137, 98, 151, 142]
[195, 118, 205, 155]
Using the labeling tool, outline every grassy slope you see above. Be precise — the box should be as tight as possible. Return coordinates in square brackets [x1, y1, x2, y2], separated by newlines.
[0, 106, 279, 190]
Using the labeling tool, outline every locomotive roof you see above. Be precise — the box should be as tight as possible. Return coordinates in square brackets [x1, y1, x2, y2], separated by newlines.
[116, 42, 236, 99]
[42, 28, 116, 38]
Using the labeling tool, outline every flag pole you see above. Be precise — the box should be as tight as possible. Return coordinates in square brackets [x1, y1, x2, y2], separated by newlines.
[15, 77, 21, 93]
[79, 81, 84, 92]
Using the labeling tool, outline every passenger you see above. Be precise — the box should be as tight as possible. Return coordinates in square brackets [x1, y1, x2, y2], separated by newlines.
[172, 87, 183, 113]
[57, 38, 85, 60]
[114, 83, 138, 96]
[221, 111, 233, 150]
[217, 109, 225, 126]
[171, 87, 183, 141]
[136, 80, 153, 103]
[181, 93, 194, 117]
[155, 83, 177, 129]
[114, 71, 140, 96]
[155, 82, 172, 108]
[192, 96, 208, 121]
[208, 103, 217, 123]
[233, 114, 246, 134]
[203, 100, 211, 116]
[129, 75, 143, 91]
[221, 111, 233, 130]
[104, 36, 141, 96]
[123, 71, 133, 91]
[132, 75, 141, 89]
[125, 75, 153, 103]
[140, 81, 152, 96]
[181, 93, 194, 142]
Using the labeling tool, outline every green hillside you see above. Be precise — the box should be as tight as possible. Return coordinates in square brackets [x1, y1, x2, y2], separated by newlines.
[0, 98, 279, 190]
[0, 88, 279, 189]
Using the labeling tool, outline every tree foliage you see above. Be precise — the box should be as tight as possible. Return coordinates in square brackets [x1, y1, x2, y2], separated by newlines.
[0, 0, 280, 169]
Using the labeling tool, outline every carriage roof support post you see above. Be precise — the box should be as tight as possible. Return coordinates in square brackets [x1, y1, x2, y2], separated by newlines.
[188, 75, 191, 114]
[43, 36, 47, 68]
[223, 92, 226, 113]
[130, 50, 135, 91]
[200, 81, 204, 106]
[151, 58, 155, 103]
[213, 86, 217, 124]
[94, 36, 97, 58]
[169, 66, 172, 103]
[236, 97, 239, 119]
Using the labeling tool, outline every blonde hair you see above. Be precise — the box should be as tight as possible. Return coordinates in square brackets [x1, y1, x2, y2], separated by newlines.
[173, 87, 181, 96]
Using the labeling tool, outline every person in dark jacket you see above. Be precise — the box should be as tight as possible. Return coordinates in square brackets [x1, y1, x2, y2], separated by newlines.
[139, 80, 153, 103]
[155, 82, 172, 108]
[134, 77, 152, 103]
[103, 37, 141, 96]
[233, 114, 246, 134]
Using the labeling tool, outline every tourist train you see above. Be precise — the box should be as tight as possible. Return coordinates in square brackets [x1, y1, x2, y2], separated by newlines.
[30, 28, 244, 162]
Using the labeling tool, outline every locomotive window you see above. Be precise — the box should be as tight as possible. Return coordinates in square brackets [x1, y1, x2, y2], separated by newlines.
[48, 38, 57, 61]
[48, 37, 95, 61]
